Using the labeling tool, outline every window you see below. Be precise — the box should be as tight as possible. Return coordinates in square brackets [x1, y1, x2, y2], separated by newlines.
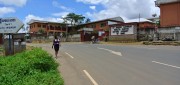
[43, 25, 46, 28]
[85, 25, 89, 28]
[91, 24, 96, 28]
[38, 24, 41, 27]
[100, 23, 106, 27]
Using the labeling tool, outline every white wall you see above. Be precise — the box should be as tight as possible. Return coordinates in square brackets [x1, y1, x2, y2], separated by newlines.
[110, 25, 135, 35]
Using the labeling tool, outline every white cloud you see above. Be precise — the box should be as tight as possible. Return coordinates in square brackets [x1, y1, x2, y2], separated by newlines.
[52, 1, 73, 12]
[0, 7, 15, 16]
[76, 0, 109, 4]
[89, 6, 96, 10]
[0, 0, 27, 7]
[52, 12, 69, 17]
[0, 0, 28, 16]
[81, 0, 160, 20]
[24, 14, 63, 24]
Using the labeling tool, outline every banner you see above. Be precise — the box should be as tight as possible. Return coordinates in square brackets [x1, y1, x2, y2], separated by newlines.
[111, 25, 134, 35]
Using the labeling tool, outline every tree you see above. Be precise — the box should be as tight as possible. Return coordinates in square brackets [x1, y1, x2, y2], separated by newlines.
[152, 14, 157, 17]
[64, 13, 75, 26]
[74, 14, 85, 25]
[62, 18, 68, 41]
[64, 13, 85, 26]
[85, 18, 91, 23]
[38, 28, 45, 34]
[63, 13, 86, 36]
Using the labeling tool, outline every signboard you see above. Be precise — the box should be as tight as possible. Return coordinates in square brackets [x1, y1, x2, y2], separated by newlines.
[111, 25, 135, 35]
[0, 17, 24, 33]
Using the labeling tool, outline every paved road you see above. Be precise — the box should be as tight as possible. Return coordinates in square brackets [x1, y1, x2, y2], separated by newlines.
[28, 43, 180, 85]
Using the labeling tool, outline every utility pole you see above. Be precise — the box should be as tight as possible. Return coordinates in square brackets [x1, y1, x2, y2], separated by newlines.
[137, 13, 140, 41]
[139, 13, 140, 23]
[65, 24, 68, 42]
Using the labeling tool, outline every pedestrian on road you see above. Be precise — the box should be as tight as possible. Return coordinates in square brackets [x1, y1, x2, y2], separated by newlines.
[91, 35, 95, 44]
[52, 35, 61, 58]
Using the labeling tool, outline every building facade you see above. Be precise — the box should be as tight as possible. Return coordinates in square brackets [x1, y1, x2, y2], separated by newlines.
[109, 19, 155, 41]
[78, 17, 124, 41]
[28, 20, 67, 37]
[155, 0, 180, 40]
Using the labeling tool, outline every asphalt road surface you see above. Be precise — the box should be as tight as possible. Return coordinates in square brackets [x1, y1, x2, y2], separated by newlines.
[28, 43, 180, 85]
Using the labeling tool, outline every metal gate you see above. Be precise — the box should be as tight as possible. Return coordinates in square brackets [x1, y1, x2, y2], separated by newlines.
[84, 32, 98, 41]
[176, 32, 180, 41]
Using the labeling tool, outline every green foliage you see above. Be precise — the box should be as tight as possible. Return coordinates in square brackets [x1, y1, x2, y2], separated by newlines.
[38, 28, 45, 34]
[0, 48, 64, 85]
[85, 18, 91, 23]
[63, 12, 85, 25]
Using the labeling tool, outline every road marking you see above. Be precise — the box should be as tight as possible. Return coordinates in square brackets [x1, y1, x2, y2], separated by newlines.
[97, 47, 112, 52]
[65, 52, 74, 59]
[97, 47, 122, 56]
[152, 61, 180, 69]
[83, 70, 98, 85]
[111, 51, 122, 56]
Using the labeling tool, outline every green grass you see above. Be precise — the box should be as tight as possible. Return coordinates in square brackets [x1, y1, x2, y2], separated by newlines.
[0, 48, 64, 85]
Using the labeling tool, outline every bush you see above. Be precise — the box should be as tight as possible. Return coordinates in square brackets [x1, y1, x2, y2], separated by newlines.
[0, 48, 64, 85]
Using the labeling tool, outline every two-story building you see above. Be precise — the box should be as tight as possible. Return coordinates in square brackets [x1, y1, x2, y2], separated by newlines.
[78, 17, 124, 41]
[28, 20, 67, 38]
[155, 0, 180, 40]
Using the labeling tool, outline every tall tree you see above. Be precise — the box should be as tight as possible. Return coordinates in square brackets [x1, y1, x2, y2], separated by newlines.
[63, 13, 86, 37]
[74, 14, 85, 25]
[64, 13, 85, 26]
[64, 13, 76, 25]
[85, 18, 91, 23]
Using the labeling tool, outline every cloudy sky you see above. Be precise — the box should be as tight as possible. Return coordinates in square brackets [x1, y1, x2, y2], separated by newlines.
[0, 0, 159, 24]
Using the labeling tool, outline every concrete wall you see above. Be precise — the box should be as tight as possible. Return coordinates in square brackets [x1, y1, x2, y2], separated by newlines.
[109, 34, 137, 41]
[158, 27, 180, 40]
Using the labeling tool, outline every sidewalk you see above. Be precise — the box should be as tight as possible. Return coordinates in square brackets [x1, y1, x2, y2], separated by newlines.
[28, 43, 92, 85]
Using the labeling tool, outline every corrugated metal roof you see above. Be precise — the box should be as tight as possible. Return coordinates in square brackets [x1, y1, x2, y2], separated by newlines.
[125, 18, 153, 23]
[79, 17, 124, 25]
[156, 0, 180, 5]
[27, 19, 65, 25]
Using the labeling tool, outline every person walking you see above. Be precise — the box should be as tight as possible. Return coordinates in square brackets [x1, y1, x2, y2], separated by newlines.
[52, 35, 61, 58]
[91, 35, 95, 44]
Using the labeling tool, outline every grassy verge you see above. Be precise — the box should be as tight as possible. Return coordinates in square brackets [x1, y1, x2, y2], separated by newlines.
[0, 48, 64, 85]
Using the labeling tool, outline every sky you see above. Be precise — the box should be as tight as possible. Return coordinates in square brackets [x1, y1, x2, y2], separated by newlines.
[0, 0, 160, 29]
